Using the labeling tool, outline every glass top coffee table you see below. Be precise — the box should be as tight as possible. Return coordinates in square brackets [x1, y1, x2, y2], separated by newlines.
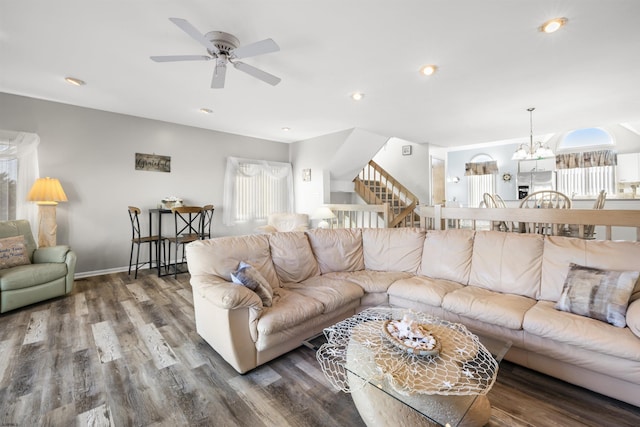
[312, 306, 512, 427]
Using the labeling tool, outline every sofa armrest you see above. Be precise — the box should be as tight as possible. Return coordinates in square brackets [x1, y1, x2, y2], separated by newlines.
[627, 299, 640, 339]
[33, 246, 76, 294]
[191, 275, 263, 310]
[33, 245, 71, 264]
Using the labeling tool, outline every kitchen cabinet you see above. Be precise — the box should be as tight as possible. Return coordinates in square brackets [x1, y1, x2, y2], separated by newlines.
[518, 157, 556, 172]
[617, 153, 640, 182]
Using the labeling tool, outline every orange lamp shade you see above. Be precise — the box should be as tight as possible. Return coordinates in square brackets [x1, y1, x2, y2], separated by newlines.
[27, 177, 68, 204]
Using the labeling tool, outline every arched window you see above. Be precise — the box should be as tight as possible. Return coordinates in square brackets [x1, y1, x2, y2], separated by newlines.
[556, 128, 616, 198]
[558, 127, 614, 151]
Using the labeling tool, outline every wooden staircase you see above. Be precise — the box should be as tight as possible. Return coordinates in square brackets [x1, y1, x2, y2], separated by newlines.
[354, 160, 420, 228]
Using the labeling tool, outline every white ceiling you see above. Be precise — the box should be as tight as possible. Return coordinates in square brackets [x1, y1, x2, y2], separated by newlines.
[2, 0, 639, 146]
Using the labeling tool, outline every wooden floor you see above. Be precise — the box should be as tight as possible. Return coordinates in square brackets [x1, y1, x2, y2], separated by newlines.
[1, 270, 639, 427]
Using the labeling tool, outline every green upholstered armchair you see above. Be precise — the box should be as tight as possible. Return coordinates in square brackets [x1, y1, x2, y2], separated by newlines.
[0, 219, 76, 313]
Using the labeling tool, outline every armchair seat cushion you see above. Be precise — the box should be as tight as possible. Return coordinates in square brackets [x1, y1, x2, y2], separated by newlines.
[0, 263, 68, 291]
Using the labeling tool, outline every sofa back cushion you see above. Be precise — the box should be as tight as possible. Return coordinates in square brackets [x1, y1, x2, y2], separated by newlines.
[268, 231, 319, 283]
[362, 228, 425, 272]
[540, 236, 640, 302]
[186, 234, 279, 289]
[305, 228, 364, 274]
[419, 229, 474, 284]
[469, 231, 544, 299]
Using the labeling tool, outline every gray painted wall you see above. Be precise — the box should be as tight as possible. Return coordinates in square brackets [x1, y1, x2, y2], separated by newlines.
[0, 92, 289, 275]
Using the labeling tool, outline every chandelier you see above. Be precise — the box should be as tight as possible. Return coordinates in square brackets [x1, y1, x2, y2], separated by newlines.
[512, 107, 555, 160]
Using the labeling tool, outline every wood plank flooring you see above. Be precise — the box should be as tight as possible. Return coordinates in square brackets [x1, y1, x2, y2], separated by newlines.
[0, 270, 639, 426]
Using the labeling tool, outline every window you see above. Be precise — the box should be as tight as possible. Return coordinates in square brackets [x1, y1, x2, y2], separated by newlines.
[467, 175, 495, 208]
[556, 150, 616, 197]
[555, 129, 616, 198]
[0, 131, 39, 226]
[223, 157, 293, 226]
[0, 152, 17, 220]
[558, 128, 614, 150]
[465, 155, 497, 208]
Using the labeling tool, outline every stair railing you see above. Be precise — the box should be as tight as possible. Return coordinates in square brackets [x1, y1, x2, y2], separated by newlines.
[354, 160, 420, 228]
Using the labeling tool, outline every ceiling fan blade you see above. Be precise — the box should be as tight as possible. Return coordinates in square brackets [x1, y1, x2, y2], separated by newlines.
[233, 61, 281, 86]
[150, 55, 211, 62]
[211, 59, 227, 88]
[230, 38, 280, 59]
[168, 17, 220, 55]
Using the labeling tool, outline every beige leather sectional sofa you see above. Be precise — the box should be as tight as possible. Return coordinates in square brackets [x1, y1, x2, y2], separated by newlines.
[186, 227, 640, 407]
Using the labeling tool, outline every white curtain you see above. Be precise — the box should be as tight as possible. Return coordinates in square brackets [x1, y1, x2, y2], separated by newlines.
[223, 157, 293, 226]
[557, 166, 615, 197]
[0, 130, 40, 235]
[467, 174, 495, 208]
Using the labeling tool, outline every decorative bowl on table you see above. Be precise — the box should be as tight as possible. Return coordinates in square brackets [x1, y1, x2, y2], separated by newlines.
[161, 197, 183, 209]
[382, 317, 441, 356]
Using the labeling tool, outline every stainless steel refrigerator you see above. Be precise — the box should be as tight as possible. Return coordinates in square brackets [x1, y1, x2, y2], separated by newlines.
[517, 171, 555, 199]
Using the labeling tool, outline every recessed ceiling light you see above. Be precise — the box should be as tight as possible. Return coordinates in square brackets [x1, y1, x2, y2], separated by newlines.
[199, 108, 213, 114]
[540, 17, 568, 34]
[282, 127, 291, 132]
[64, 77, 85, 86]
[351, 92, 365, 101]
[419, 65, 438, 76]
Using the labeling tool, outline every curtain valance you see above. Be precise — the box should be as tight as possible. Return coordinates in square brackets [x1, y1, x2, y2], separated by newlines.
[555, 150, 617, 170]
[464, 160, 498, 176]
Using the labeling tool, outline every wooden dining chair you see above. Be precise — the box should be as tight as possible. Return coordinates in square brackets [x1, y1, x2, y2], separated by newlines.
[567, 190, 607, 239]
[128, 206, 165, 279]
[202, 204, 215, 239]
[518, 190, 572, 235]
[166, 206, 205, 277]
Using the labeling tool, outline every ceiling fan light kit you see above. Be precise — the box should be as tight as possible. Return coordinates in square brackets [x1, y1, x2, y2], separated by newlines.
[151, 18, 281, 89]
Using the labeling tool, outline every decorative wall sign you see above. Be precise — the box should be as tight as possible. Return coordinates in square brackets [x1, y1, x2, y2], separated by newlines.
[302, 168, 311, 182]
[135, 153, 171, 173]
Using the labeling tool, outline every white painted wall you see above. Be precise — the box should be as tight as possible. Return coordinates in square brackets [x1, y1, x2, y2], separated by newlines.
[371, 138, 430, 204]
[290, 129, 353, 217]
[0, 92, 289, 274]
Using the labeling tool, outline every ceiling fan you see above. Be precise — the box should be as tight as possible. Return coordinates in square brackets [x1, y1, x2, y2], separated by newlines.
[151, 18, 281, 89]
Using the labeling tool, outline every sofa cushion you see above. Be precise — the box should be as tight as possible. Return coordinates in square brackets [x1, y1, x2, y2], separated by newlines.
[268, 231, 319, 284]
[442, 286, 537, 330]
[387, 276, 464, 307]
[186, 235, 279, 289]
[469, 231, 543, 299]
[0, 236, 31, 270]
[230, 261, 274, 307]
[419, 229, 474, 284]
[555, 263, 638, 327]
[283, 276, 364, 313]
[0, 262, 68, 291]
[257, 288, 325, 335]
[325, 270, 412, 293]
[540, 236, 640, 302]
[306, 228, 364, 274]
[524, 300, 640, 361]
[362, 228, 425, 272]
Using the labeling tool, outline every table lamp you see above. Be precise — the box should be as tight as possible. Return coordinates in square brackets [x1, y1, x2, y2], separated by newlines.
[27, 177, 68, 247]
[311, 206, 336, 229]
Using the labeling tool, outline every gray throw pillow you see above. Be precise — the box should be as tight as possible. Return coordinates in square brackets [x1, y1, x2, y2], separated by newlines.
[231, 261, 274, 307]
[555, 263, 639, 327]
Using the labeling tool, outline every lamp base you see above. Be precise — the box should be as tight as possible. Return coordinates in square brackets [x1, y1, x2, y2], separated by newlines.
[37, 203, 58, 247]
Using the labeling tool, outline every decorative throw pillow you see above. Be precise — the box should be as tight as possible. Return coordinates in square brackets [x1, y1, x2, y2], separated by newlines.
[0, 235, 31, 270]
[555, 263, 639, 327]
[230, 261, 274, 307]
